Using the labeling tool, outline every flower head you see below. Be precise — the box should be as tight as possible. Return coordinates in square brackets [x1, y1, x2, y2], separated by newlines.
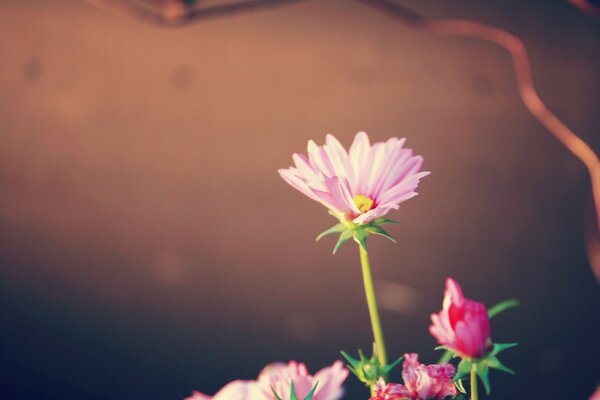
[185, 361, 347, 400]
[370, 354, 456, 400]
[429, 278, 492, 359]
[279, 132, 429, 225]
[258, 361, 348, 400]
[184, 381, 262, 400]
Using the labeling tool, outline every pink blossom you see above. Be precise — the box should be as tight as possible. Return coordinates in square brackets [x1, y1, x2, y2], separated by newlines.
[184, 381, 262, 400]
[185, 361, 347, 400]
[429, 278, 492, 359]
[370, 354, 456, 400]
[279, 132, 429, 225]
[258, 361, 348, 400]
[590, 386, 600, 400]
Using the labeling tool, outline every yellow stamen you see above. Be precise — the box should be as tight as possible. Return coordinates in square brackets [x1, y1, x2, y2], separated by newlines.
[353, 195, 374, 213]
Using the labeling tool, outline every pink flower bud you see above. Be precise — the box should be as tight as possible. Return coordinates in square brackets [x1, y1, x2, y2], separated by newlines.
[429, 278, 492, 358]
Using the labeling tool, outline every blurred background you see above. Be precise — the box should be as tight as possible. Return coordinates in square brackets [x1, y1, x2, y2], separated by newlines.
[0, 0, 599, 399]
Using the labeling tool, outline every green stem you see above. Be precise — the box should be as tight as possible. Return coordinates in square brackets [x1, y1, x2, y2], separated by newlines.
[470, 364, 478, 400]
[358, 245, 388, 367]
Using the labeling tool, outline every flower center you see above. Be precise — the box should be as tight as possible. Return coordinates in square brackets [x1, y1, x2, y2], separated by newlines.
[353, 195, 374, 213]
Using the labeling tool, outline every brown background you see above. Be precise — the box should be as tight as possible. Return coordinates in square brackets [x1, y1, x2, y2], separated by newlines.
[0, 0, 599, 399]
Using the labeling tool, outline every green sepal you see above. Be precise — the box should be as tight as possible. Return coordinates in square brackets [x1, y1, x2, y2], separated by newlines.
[302, 382, 318, 400]
[316, 223, 347, 242]
[454, 359, 472, 382]
[437, 350, 453, 364]
[333, 230, 353, 254]
[271, 385, 283, 400]
[448, 342, 517, 397]
[371, 217, 400, 225]
[475, 363, 491, 395]
[491, 342, 518, 356]
[340, 350, 361, 377]
[271, 382, 319, 400]
[341, 347, 401, 386]
[341, 348, 378, 385]
[315, 213, 399, 254]
[455, 377, 467, 394]
[485, 355, 515, 375]
[488, 299, 519, 318]
[365, 226, 396, 243]
[353, 229, 369, 253]
[381, 355, 403, 376]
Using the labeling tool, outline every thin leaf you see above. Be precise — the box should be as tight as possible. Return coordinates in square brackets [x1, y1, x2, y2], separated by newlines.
[353, 229, 368, 252]
[316, 223, 347, 241]
[437, 350, 453, 364]
[303, 382, 319, 400]
[346, 365, 358, 378]
[475, 363, 491, 395]
[290, 382, 298, 400]
[454, 359, 471, 381]
[372, 218, 400, 225]
[491, 342, 518, 356]
[340, 351, 360, 369]
[455, 377, 466, 394]
[486, 355, 515, 375]
[382, 356, 403, 376]
[358, 348, 368, 362]
[271, 386, 283, 400]
[365, 226, 396, 243]
[332, 230, 353, 254]
[488, 299, 519, 318]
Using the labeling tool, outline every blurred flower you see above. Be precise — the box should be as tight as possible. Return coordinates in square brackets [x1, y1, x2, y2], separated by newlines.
[429, 278, 492, 359]
[258, 361, 348, 400]
[185, 361, 347, 400]
[370, 353, 456, 400]
[279, 132, 429, 225]
[590, 385, 600, 400]
[184, 381, 262, 400]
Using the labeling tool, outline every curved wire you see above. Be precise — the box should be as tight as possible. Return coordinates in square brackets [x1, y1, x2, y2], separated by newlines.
[85, 0, 600, 279]
[356, 0, 600, 279]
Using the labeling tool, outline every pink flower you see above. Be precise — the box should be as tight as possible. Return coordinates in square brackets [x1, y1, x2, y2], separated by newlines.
[279, 132, 429, 225]
[185, 361, 347, 400]
[590, 386, 600, 400]
[184, 381, 262, 400]
[429, 278, 492, 359]
[370, 354, 456, 400]
[258, 361, 348, 400]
